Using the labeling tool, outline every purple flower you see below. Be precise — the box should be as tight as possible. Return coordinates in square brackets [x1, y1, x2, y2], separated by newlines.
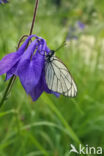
[77, 21, 85, 30]
[0, 35, 59, 101]
[0, 0, 8, 4]
[66, 21, 85, 41]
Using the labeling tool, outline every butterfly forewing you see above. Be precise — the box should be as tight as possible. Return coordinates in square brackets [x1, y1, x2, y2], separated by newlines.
[45, 54, 77, 97]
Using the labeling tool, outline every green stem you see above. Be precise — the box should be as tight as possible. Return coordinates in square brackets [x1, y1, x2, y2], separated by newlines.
[0, 76, 16, 108]
[29, 0, 39, 35]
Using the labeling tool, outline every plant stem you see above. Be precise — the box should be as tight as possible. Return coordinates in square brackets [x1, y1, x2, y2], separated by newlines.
[0, 76, 16, 108]
[17, 35, 29, 49]
[29, 0, 39, 35]
[0, 0, 39, 108]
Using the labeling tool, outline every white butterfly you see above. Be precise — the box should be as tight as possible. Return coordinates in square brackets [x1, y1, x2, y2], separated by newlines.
[45, 50, 77, 97]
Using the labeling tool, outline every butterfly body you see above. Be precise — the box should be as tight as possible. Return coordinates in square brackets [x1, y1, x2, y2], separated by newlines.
[45, 50, 77, 97]
[46, 50, 55, 63]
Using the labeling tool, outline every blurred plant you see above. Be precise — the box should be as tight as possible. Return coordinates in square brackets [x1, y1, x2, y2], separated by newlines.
[0, 0, 8, 4]
[52, 0, 61, 7]
[66, 21, 85, 41]
[77, 21, 85, 29]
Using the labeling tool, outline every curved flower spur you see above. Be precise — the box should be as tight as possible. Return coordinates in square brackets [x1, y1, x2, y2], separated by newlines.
[0, 35, 59, 101]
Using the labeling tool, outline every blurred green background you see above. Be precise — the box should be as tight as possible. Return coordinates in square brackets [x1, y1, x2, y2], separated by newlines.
[0, 0, 104, 156]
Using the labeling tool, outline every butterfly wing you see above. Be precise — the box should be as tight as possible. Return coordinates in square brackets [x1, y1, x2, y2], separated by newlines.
[45, 55, 77, 97]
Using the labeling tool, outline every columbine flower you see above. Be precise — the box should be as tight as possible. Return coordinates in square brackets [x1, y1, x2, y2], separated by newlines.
[0, 35, 59, 101]
[0, 0, 8, 4]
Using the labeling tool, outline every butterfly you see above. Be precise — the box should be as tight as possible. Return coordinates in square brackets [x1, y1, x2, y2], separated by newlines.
[45, 50, 77, 97]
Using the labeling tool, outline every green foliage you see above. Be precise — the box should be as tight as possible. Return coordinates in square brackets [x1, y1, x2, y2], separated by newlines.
[0, 0, 104, 155]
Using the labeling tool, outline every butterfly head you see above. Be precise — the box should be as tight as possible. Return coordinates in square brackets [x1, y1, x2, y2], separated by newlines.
[46, 50, 55, 62]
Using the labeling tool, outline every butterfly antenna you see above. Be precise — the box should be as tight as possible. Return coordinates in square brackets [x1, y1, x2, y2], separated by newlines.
[55, 41, 66, 52]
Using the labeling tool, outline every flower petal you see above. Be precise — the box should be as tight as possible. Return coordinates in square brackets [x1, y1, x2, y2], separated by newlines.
[5, 62, 19, 80]
[0, 52, 18, 75]
[29, 69, 60, 101]
[29, 78, 44, 101]
[0, 35, 37, 76]
[17, 40, 44, 93]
